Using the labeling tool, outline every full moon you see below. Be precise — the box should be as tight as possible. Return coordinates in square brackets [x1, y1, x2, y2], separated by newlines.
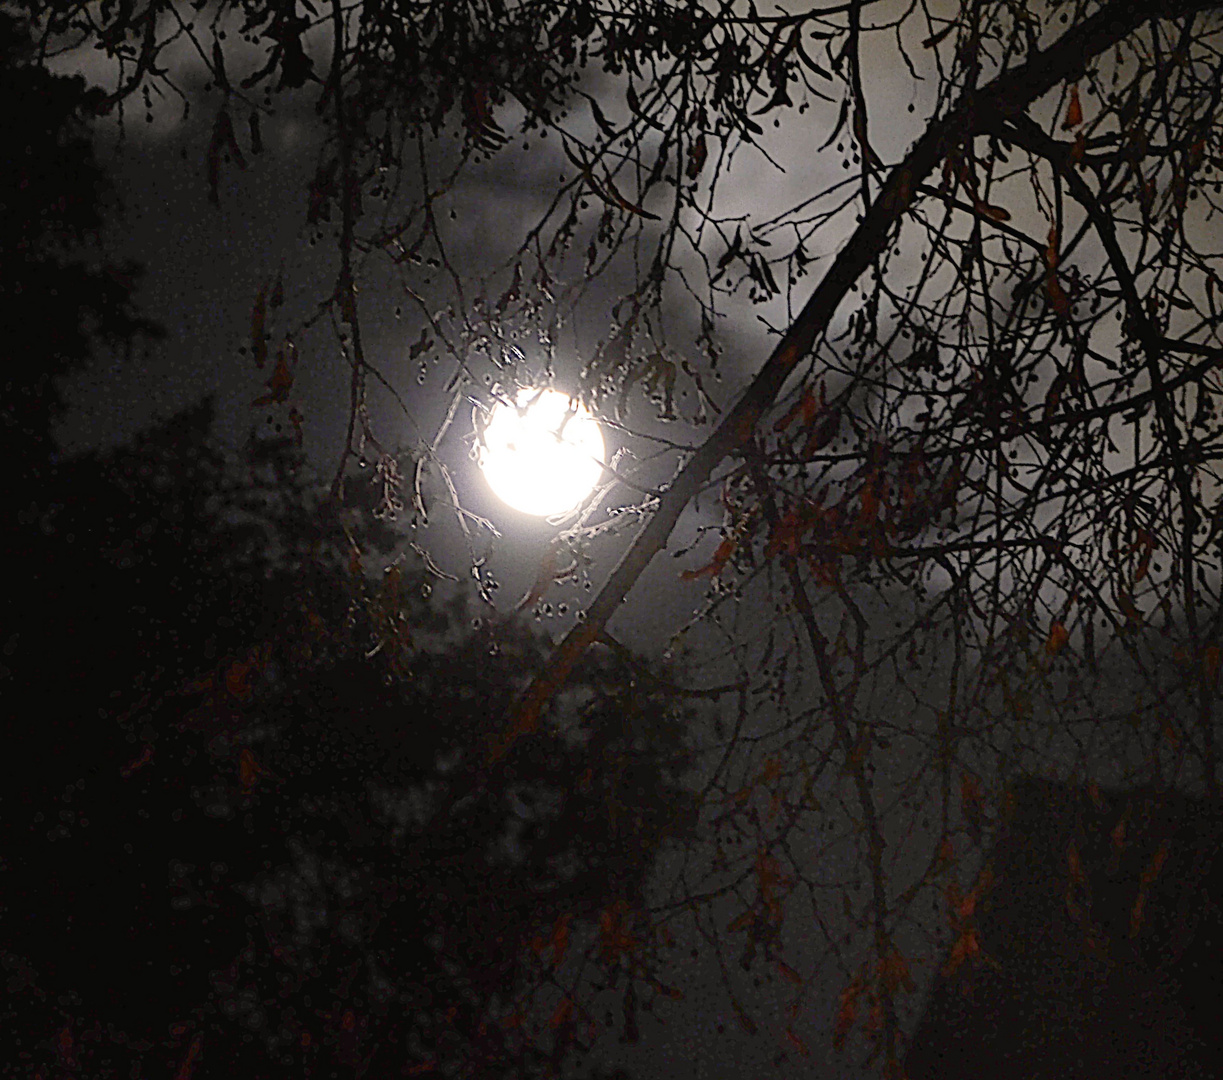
[478, 388, 605, 516]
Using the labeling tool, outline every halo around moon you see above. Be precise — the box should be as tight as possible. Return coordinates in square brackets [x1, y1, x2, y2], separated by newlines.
[478, 388, 605, 516]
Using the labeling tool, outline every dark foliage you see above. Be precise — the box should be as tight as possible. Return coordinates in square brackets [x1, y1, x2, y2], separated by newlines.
[0, 11, 162, 486]
[2, 414, 696, 1080]
[904, 777, 1223, 1080]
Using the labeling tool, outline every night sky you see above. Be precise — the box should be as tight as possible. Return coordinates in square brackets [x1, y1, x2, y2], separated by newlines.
[14, 2, 1223, 1078]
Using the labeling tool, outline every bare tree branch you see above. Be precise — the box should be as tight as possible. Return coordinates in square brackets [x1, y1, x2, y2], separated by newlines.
[496, 0, 1219, 758]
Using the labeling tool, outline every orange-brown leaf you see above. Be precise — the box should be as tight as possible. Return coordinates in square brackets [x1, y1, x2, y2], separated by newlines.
[936, 837, 955, 871]
[1140, 839, 1170, 886]
[549, 997, 574, 1030]
[801, 385, 820, 427]
[976, 200, 1011, 222]
[252, 338, 295, 406]
[1045, 226, 1060, 270]
[758, 756, 782, 784]
[801, 405, 841, 456]
[765, 507, 811, 558]
[832, 979, 863, 1050]
[726, 909, 754, 934]
[942, 926, 980, 977]
[774, 385, 817, 433]
[1046, 272, 1071, 316]
[1062, 83, 1083, 130]
[784, 1027, 810, 1056]
[226, 659, 253, 700]
[1130, 890, 1149, 937]
[238, 747, 262, 790]
[1045, 620, 1069, 656]
[681, 536, 737, 580]
[1117, 589, 1143, 625]
[1067, 839, 1086, 886]
[548, 913, 572, 967]
[174, 1034, 203, 1080]
[776, 959, 803, 986]
[878, 946, 915, 995]
[120, 744, 154, 779]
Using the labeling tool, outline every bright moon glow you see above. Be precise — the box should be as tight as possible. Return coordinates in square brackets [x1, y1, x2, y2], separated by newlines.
[479, 388, 605, 516]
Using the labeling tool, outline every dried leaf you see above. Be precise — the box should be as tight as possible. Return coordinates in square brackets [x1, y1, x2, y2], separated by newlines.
[802, 406, 841, 456]
[549, 997, 573, 1030]
[1131, 839, 1170, 936]
[1134, 532, 1154, 583]
[548, 913, 572, 967]
[784, 1028, 810, 1056]
[776, 959, 803, 986]
[174, 1034, 203, 1080]
[1046, 272, 1071, 316]
[1062, 83, 1083, 130]
[1067, 839, 1086, 886]
[56, 1024, 76, 1069]
[1141, 839, 1170, 886]
[976, 201, 1011, 222]
[1045, 620, 1069, 655]
[1045, 225, 1060, 270]
[878, 947, 914, 995]
[681, 536, 737, 580]
[733, 1001, 757, 1036]
[1116, 589, 1143, 625]
[936, 837, 955, 871]
[942, 926, 980, 976]
[252, 338, 295, 406]
[238, 747, 262, 790]
[120, 744, 154, 779]
[226, 659, 253, 700]
[726, 910, 754, 934]
[832, 979, 863, 1050]
[687, 132, 708, 179]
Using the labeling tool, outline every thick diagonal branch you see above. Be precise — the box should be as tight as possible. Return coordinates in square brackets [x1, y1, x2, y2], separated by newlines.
[494, 0, 1219, 759]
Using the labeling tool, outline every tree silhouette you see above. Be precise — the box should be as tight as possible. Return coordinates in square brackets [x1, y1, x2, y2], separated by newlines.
[18, 0, 1223, 1073]
[0, 10, 161, 488]
[2, 421, 700, 1080]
